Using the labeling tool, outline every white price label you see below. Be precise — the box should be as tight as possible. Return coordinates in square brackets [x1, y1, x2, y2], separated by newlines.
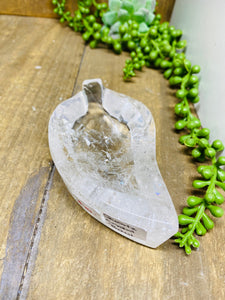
[103, 213, 147, 241]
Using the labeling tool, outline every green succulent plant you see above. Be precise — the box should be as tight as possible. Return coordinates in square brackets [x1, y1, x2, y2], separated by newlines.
[53, 0, 225, 255]
[102, 0, 156, 38]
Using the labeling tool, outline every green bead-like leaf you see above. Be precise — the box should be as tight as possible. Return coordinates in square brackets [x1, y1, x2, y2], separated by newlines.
[188, 75, 199, 85]
[217, 156, 225, 166]
[191, 65, 201, 74]
[208, 205, 224, 218]
[216, 181, 225, 191]
[173, 60, 182, 69]
[182, 206, 198, 216]
[181, 227, 189, 234]
[202, 213, 214, 230]
[174, 103, 183, 115]
[175, 119, 187, 130]
[188, 88, 198, 98]
[176, 40, 187, 49]
[160, 60, 172, 69]
[187, 119, 201, 130]
[179, 134, 190, 144]
[198, 138, 209, 149]
[192, 148, 202, 159]
[178, 214, 194, 225]
[204, 192, 215, 203]
[192, 238, 200, 248]
[196, 222, 207, 236]
[213, 189, 225, 205]
[196, 128, 210, 138]
[192, 180, 210, 189]
[180, 106, 189, 116]
[173, 76, 183, 85]
[174, 238, 182, 244]
[183, 59, 191, 72]
[176, 89, 186, 99]
[154, 58, 162, 68]
[149, 50, 158, 61]
[187, 196, 203, 207]
[164, 68, 173, 79]
[217, 168, 225, 182]
[204, 147, 216, 158]
[184, 137, 196, 147]
[201, 167, 214, 180]
[212, 139, 224, 151]
[173, 232, 183, 238]
[184, 244, 192, 255]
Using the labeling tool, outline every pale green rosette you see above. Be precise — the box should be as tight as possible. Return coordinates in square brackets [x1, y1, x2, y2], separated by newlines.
[102, 0, 156, 38]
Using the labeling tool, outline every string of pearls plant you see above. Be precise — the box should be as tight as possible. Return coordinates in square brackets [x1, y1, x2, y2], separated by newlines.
[52, 0, 225, 254]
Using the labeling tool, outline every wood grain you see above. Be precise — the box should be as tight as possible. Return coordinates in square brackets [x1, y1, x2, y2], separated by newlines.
[26, 46, 225, 299]
[0, 15, 84, 299]
[0, 0, 175, 21]
[0, 0, 77, 18]
[157, 0, 176, 22]
[0, 12, 224, 300]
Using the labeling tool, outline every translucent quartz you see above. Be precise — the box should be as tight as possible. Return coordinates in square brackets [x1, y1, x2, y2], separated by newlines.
[48, 79, 178, 248]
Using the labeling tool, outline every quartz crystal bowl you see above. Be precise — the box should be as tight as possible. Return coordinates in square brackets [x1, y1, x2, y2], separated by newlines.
[48, 79, 178, 248]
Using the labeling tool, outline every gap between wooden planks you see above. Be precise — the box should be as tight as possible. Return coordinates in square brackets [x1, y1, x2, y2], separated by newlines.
[0, 15, 85, 299]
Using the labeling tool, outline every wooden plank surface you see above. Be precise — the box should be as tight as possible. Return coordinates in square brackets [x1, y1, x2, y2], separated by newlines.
[0, 0, 175, 21]
[27, 47, 225, 298]
[0, 0, 77, 18]
[0, 13, 224, 300]
[0, 15, 84, 299]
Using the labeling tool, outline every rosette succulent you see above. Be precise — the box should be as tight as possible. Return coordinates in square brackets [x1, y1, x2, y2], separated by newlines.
[102, 0, 156, 38]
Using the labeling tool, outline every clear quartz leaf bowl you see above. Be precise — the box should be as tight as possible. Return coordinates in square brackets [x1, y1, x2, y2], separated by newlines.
[48, 79, 178, 248]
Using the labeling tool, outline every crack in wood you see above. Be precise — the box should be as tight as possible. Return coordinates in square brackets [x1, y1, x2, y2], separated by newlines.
[16, 163, 55, 300]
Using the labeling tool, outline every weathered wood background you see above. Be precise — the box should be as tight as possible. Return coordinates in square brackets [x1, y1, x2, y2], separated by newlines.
[0, 1, 224, 299]
[0, 0, 175, 21]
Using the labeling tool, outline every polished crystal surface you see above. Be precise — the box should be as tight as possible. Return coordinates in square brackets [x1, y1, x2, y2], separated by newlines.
[48, 79, 178, 248]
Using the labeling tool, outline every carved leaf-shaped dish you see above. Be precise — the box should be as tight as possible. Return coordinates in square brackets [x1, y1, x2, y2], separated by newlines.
[48, 79, 178, 248]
